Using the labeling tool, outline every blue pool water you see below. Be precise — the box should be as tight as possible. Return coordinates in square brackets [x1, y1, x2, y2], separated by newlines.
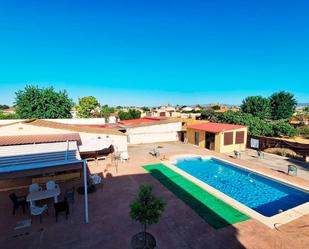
[174, 157, 309, 217]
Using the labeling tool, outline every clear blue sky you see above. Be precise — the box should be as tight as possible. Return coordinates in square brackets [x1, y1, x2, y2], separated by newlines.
[0, 0, 308, 106]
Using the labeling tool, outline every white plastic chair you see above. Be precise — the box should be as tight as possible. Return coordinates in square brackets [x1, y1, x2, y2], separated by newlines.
[46, 180, 59, 190]
[121, 151, 129, 161]
[46, 180, 60, 202]
[29, 183, 42, 192]
[30, 204, 48, 223]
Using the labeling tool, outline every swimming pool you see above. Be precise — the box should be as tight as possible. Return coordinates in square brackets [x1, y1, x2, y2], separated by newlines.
[174, 157, 309, 217]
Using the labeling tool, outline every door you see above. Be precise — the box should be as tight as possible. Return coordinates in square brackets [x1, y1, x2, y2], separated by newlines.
[194, 132, 200, 146]
[205, 132, 215, 150]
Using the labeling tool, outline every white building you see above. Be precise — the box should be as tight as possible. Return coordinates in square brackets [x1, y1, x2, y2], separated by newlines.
[118, 118, 182, 144]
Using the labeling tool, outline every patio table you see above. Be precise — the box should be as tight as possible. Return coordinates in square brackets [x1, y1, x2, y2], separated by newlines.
[27, 188, 61, 205]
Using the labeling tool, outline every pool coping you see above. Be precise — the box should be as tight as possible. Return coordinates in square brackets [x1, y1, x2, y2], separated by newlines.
[162, 154, 309, 229]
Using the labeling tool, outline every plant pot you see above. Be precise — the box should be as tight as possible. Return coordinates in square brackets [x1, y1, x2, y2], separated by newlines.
[131, 232, 156, 249]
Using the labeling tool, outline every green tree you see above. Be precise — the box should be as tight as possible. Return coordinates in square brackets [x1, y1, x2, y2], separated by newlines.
[240, 96, 271, 119]
[76, 96, 100, 118]
[0, 104, 10, 110]
[0, 111, 19, 119]
[272, 120, 298, 137]
[99, 105, 115, 122]
[141, 106, 150, 112]
[298, 126, 309, 138]
[118, 109, 141, 120]
[304, 106, 309, 113]
[15, 85, 73, 119]
[130, 185, 166, 243]
[211, 105, 221, 111]
[269, 91, 297, 120]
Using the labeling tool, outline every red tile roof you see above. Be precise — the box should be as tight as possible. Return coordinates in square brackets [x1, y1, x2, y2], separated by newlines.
[187, 122, 246, 133]
[0, 133, 81, 146]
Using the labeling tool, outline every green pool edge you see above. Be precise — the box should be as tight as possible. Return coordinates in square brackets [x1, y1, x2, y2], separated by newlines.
[143, 163, 250, 229]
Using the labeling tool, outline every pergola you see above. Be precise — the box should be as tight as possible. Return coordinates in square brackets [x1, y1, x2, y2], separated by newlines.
[0, 141, 89, 223]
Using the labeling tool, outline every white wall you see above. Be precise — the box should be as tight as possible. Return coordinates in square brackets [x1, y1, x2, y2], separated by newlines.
[126, 122, 182, 144]
[47, 117, 120, 125]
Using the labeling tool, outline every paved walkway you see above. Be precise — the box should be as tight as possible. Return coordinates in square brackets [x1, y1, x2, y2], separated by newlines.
[225, 149, 309, 181]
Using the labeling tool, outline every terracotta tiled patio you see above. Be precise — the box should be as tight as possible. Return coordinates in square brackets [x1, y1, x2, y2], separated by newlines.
[0, 142, 308, 249]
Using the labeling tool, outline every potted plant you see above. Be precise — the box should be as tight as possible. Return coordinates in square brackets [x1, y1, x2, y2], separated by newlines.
[130, 184, 166, 249]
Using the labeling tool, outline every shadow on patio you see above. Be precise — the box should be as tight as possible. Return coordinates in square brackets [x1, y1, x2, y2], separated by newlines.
[0, 170, 246, 249]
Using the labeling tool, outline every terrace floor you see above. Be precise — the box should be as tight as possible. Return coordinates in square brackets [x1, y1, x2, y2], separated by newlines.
[0, 142, 308, 249]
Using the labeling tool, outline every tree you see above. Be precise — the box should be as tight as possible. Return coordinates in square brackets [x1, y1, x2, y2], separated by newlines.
[130, 185, 166, 246]
[99, 105, 115, 122]
[304, 106, 309, 113]
[299, 126, 309, 138]
[76, 96, 100, 118]
[269, 91, 297, 120]
[211, 105, 221, 111]
[0, 111, 19, 119]
[118, 109, 141, 120]
[141, 106, 150, 112]
[0, 104, 10, 110]
[15, 85, 73, 119]
[240, 96, 271, 119]
[272, 120, 298, 137]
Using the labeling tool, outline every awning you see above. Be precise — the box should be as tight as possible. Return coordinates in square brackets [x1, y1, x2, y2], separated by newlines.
[78, 137, 113, 153]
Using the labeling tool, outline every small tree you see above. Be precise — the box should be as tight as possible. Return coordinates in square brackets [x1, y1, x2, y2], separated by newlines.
[76, 96, 100, 118]
[130, 185, 166, 244]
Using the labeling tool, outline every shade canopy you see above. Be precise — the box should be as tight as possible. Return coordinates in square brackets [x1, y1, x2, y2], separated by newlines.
[0, 141, 82, 177]
[78, 137, 113, 153]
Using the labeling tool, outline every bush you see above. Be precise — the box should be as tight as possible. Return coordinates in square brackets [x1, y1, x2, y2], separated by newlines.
[272, 120, 298, 137]
[264, 148, 297, 157]
[298, 126, 309, 138]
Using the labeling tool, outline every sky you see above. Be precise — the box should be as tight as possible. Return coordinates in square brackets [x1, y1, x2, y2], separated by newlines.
[0, 0, 308, 106]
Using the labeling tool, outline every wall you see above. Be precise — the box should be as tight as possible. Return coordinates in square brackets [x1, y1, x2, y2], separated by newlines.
[217, 128, 247, 153]
[187, 127, 247, 153]
[47, 117, 117, 124]
[126, 122, 182, 144]
[0, 123, 128, 152]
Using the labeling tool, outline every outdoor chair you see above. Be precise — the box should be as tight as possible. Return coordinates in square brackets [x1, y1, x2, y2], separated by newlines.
[234, 150, 241, 159]
[89, 174, 102, 185]
[64, 187, 75, 203]
[30, 204, 48, 223]
[46, 180, 60, 202]
[149, 148, 160, 157]
[257, 150, 264, 159]
[9, 193, 27, 215]
[29, 183, 42, 192]
[288, 165, 297, 176]
[54, 200, 69, 222]
[46, 180, 59, 190]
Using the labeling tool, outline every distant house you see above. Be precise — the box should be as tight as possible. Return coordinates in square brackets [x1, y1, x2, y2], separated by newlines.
[187, 122, 248, 153]
[181, 106, 193, 112]
[118, 117, 182, 144]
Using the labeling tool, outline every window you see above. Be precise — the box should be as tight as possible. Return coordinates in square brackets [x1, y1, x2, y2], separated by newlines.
[236, 131, 245, 144]
[224, 132, 233, 145]
[194, 132, 200, 146]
